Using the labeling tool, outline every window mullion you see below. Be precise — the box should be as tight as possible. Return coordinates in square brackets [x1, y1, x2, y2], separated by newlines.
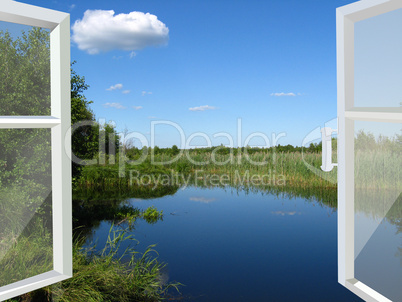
[0, 116, 61, 128]
[344, 110, 402, 123]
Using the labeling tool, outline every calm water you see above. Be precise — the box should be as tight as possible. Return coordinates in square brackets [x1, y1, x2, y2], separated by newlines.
[86, 187, 364, 301]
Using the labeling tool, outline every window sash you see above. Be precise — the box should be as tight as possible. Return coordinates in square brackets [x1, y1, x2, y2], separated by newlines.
[0, 1, 71, 300]
[337, 0, 402, 301]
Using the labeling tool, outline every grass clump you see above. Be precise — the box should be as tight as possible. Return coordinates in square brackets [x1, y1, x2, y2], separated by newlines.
[0, 218, 53, 288]
[6, 227, 180, 302]
[51, 228, 180, 302]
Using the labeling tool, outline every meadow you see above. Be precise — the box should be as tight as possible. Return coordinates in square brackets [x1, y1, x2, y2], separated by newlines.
[77, 147, 337, 190]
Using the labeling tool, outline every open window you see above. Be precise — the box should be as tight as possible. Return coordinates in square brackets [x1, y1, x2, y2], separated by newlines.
[0, 0, 71, 300]
[337, 0, 402, 301]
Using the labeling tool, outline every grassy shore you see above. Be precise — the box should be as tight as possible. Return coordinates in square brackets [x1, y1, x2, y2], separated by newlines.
[76, 151, 337, 190]
[72, 151, 339, 215]
[3, 211, 180, 302]
[76, 143, 401, 192]
[74, 147, 400, 217]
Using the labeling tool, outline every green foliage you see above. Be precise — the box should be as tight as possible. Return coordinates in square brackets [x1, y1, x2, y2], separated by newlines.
[98, 123, 120, 164]
[127, 142, 324, 162]
[70, 62, 98, 168]
[0, 215, 53, 288]
[0, 28, 53, 215]
[118, 129, 399, 191]
[114, 205, 142, 224]
[0, 27, 50, 115]
[47, 228, 180, 302]
[355, 129, 401, 154]
[6, 227, 181, 302]
[70, 62, 121, 178]
[170, 145, 179, 156]
[70, 65, 121, 178]
[75, 161, 173, 189]
[142, 206, 163, 224]
[175, 161, 191, 173]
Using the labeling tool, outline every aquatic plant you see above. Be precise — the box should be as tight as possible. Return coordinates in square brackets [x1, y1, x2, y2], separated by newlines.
[142, 206, 163, 224]
[5, 226, 181, 302]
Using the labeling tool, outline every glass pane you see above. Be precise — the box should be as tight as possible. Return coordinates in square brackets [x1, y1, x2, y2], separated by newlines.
[354, 8, 402, 108]
[0, 21, 50, 115]
[0, 129, 53, 287]
[354, 121, 402, 301]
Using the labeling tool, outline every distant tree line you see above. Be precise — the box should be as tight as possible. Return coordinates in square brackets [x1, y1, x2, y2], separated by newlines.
[124, 141, 325, 159]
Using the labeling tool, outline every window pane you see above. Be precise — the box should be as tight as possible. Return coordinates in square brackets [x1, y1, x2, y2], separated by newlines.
[0, 128, 53, 287]
[0, 21, 50, 115]
[354, 121, 401, 301]
[354, 8, 402, 108]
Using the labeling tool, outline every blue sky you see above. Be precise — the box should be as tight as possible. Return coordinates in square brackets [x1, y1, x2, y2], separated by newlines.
[19, 0, 356, 148]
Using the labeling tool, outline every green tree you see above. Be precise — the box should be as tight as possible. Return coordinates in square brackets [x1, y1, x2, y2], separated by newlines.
[70, 63, 99, 176]
[0, 27, 53, 239]
[170, 144, 179, 156]
[0, 27, 50, 115]
[70, 63, 120, 173]
[0, 27, 51, 191]
[98, 122, 120, 165]
[0, 27, 121, 181]
[355, 130, 377, 151]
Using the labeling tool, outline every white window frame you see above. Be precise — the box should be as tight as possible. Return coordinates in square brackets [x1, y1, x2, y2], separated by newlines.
[0, 0, 72, 300]
[337, 0, 402, 301]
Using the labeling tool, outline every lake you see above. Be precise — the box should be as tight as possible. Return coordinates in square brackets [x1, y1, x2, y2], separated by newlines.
[83, 186, 399, 301]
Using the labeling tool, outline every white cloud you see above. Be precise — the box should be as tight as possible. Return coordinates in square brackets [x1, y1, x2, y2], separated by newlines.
[122, 90, 131, 94]
[103, 102, 127, 109]
[72, 10, 169, 54]
[270, 92, 296, 97]
[129, 51, 136, 59]
[148, 116, 157, 119]
[141, 91, 152, 96]
[107, 83, 123, 91]
[189, 105, 217, 111]
[132, 106, 143, 110]
[69, 4, 76, 11]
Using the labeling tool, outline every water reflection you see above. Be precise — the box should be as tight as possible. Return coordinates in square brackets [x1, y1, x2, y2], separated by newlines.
[189, 197, 217, 203]
[79, 185, 359, 301]
[271, 211, 300, 216]
[74, 179, 401, 301]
